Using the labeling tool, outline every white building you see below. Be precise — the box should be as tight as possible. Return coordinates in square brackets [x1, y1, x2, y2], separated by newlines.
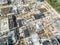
[0, 0, 8, 5]
[0, 17, 17, 44]
[36, 22, 43, 32]
[31, 33, 40, 45]
[0, 17, 9, 34]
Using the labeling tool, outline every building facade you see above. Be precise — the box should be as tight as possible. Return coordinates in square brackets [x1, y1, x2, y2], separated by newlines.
[0, 15, 19, 45]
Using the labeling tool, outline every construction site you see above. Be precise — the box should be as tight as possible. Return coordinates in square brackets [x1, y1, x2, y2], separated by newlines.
[0, 0, 60, 45]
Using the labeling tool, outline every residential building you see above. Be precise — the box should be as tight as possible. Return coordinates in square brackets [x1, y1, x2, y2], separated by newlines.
[0, 15, 19, 45]
[0, 17, 9, 35]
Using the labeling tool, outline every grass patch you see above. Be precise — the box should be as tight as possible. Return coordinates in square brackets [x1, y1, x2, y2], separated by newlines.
[46, 0, 60, 13]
